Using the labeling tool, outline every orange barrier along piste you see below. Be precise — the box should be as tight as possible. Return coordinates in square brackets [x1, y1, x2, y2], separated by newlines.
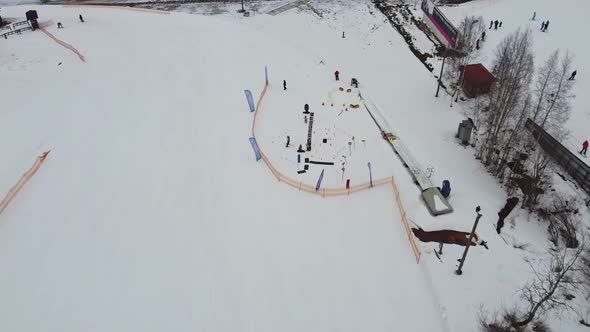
[0, 151, 51, 216]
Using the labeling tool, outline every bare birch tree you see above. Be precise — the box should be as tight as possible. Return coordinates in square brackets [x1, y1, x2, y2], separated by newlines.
[538, 51, 574, 136]
[512, 242, 585, 328]
[477, 29, 534, 168]
[444, 15, 484, 101]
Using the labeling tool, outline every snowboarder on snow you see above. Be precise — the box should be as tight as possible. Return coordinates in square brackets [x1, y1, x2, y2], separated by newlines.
[569, 70, 577, 80]
[494, 20, 499, 29]
[489, 20, 493, 29]
[335, 70, 340, 81]
[79, 14, 84, 23]
[581, 140, 589, 157]
[532, 11, 536, 20]
[57, 22, 63, 29]
[286, 136, 290, 148]
[543, 20, 550, 32]
[303, 103, 310, 114]
[541, 21, 545, 31]
[283, 80, 287, 91]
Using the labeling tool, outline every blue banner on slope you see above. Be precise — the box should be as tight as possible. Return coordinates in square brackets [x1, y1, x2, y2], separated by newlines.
[249, 137, 261, 161]
[245, 90, 255, 113]
[315, 169, 325, 192]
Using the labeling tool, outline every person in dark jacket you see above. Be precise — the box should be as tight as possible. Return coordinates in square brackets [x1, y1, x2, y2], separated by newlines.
[481, 31, 486, 41]
[286, 136, 290, 148]
[440, 180, 451, 198]
[335, 70, 340, 81]
[569, 70, 577, 80]
[544, 20, 550, 32]
[541, 21, 545, 31]
[494, 20, 499, 29]
[303, 103, 310, 114]
[283, 80, 287, 90]
[79, 14, 84, 23]
[489, 20, 493, 29]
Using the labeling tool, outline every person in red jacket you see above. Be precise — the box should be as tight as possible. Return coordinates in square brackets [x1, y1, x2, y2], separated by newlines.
[335, 70, 340, 81]
[581, 140, 589, 157]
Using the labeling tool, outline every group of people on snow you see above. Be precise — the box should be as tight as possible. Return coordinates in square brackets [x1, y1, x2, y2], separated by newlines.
[489, 20, 502, 30]
[57, 14, 84, 29]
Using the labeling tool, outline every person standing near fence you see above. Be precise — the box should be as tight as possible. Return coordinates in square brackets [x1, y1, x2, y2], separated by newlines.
[581, 140, 589, 157]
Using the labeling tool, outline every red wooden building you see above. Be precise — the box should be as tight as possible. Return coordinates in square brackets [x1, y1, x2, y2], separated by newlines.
[460, 63, 496, 98]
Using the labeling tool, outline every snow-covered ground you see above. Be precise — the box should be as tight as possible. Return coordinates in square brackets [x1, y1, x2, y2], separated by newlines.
[0, 4, 447, 332]
[1, 0, 589, 331]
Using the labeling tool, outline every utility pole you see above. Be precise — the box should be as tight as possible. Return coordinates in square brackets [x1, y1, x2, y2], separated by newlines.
[435, 52, 446, 97]
[367, 162, 373, 188]
[455, 206, 483, 275]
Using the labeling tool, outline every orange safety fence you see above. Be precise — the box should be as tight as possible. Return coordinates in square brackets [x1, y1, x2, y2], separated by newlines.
[39, 27, 86, 63]
[251, 84, 421, 263]
[63, 5, 171, 15]
[0, 151, 51, 216]
[390, 177, 421, 262]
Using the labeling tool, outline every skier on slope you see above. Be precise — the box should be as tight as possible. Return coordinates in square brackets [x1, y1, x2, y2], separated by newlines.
[283, 80, 287, 91]
[581, 140, 589, 157]
[494, 20, 499, 29]
[489, 20, 493, 29]
[481, 31, 486, 41]
[286, 136, 290, 148]
[79, 14, 84, 23]
[335, 70, 340, 81]
[569, 70, 577, 80]
[543, 20, 550, 32]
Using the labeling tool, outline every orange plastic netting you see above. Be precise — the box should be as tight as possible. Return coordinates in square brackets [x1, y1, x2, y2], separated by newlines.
[39, 27, 85, 62]
[63, 5, 170, 15]
[0, 151, 51, 216]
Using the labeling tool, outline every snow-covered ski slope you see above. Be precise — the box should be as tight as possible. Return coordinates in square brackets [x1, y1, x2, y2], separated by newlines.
[2, 0, 590, 331]
[0, 5, 449, 332]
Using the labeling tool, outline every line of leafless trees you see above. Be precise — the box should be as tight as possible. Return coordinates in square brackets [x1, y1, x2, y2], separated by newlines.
[458, 25, 585, 332]
[458, 27, 576, 214]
